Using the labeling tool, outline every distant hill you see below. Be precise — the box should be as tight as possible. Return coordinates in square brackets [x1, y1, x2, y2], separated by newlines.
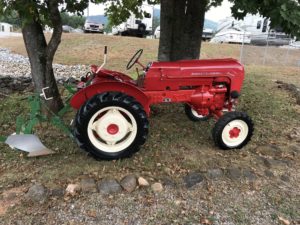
[204, 20, 218, 30]
[153, 8, 217, 30]
[154, 8, 160, 18]
[86, 15, 108, 24]
[88, 11, 218, 30]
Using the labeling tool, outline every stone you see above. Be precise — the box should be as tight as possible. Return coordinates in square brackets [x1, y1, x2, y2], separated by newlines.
[175, 200, 182, 206]
[289, 145, 300, 154]
[138, 177, 149, 187]
[227, 168, 242, 180]
[65, 184, 80, 195]
[263, 158, 289, 169]
[264, 170, 274, 178]
[280, 175, 290, 182]
[80, 178, 97, 193]
[242, 169, 256, 181]
[288, 128, 300, 141]
[206, 169, 223, 180]
[120, 175, 137, 193]
[151, 183, 163, 192]
[97, 178, 122, 194]
[25, 183, 47, 203]
[50, 188, 65, 197]
[161, 177, 176, 187]
[183, 172, 204, 188]
[164, 167, 173, 176]
[255, 145, 282, 157]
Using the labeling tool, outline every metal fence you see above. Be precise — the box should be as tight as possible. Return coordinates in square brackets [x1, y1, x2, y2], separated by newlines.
[211, 32, 300, 68]
[239, 34, 300, 68]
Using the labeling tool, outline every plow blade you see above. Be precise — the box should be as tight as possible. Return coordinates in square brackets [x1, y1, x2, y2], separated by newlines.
[5, 134, 54, 157]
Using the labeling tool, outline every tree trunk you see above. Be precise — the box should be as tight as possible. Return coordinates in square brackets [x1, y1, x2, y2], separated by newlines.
[158, 0, 208, 61]
[20, 0, 64, 113]
[158, 0, 176, 61]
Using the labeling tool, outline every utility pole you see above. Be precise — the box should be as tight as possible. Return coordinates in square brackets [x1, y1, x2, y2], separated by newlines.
[240, 30, 246, 63]
[263, 30, 270, 66]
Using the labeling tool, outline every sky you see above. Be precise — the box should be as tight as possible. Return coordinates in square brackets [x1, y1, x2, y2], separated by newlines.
[85, 0, 233, 23]
[205, 0, 233, 22]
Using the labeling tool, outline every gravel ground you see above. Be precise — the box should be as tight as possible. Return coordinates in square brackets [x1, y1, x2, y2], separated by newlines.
[0, 48, 90, 79]
[1, 172, 299, 225]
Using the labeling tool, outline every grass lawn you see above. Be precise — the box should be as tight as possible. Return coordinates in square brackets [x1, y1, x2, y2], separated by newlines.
[0, 34, 299, 224]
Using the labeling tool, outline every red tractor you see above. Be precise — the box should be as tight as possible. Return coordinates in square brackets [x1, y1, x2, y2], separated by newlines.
[70, 48, 254, 160]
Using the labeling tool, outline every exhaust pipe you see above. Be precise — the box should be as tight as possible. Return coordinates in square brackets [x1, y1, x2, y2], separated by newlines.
[96, 46, 108, 74]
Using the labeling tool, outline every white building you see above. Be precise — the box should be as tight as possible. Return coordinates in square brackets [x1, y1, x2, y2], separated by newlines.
[0, 22, 13, 32]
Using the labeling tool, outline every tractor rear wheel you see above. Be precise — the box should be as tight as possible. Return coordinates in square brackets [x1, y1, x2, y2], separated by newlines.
[74, 92, 149, 160]
[184, 104, 209, 121]
[212, 112, 254, 150]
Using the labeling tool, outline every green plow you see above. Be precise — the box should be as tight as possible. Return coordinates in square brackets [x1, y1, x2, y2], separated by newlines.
[0, 84, 76, 157]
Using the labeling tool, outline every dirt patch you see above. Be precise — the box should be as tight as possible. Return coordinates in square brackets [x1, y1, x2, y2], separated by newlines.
[0, 186, 25, 216]
[277, 80, 300, 105]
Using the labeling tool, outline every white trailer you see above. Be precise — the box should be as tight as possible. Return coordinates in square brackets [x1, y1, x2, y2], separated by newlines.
[0, 22, 13, 33]
[112, 4, 153, 38]
[214, 15, 291, 46]
[154, 26, 213, 41]
[211, 27, 251, 44]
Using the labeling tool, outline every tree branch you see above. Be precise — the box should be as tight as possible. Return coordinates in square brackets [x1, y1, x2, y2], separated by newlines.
[46, 0, 62, 62]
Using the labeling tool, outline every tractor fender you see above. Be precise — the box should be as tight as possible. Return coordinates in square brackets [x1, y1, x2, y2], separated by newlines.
[70, 81, 151, 115]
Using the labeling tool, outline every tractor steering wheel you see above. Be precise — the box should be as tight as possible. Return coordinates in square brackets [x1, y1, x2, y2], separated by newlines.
[126, 49, 143, 70]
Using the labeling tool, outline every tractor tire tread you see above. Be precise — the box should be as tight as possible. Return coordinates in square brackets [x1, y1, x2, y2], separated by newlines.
[74, 92, 149, 160]
[212, 111, 254, 150]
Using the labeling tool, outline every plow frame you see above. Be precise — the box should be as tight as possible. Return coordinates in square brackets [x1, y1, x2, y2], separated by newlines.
[0, 83, 77, 148]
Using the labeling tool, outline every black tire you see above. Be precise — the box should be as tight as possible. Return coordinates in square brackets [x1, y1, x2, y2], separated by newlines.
[138, 24, 146, 38]
[212, 111, 254, 150]
[74, 92, 149, 160]
[184, 104, 210, 121]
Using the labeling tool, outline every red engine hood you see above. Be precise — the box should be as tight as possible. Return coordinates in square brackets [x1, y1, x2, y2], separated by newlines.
[146, 58, 245, 93]
[151, 58, 243, 71]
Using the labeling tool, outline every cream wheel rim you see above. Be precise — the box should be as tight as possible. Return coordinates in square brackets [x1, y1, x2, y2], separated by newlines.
[191, 108, 206, 118]
[87, 106, 137, 153]
[221, 119, 249, 147]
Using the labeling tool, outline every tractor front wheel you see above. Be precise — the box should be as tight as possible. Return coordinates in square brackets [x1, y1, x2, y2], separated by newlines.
[74, 92, 149, 160]
[184, 104, 209, 121]
[212, 112, 254, 150]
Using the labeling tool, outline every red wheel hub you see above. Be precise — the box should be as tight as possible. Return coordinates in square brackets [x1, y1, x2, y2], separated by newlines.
[229, 127, 241, 138]
[107, 124, 119, 135]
